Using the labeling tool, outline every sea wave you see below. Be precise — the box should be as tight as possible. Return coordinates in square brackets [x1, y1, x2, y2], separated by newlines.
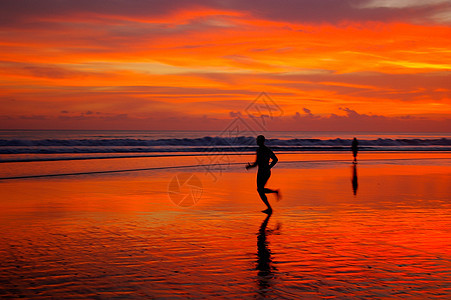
[0, 136, 450, 154]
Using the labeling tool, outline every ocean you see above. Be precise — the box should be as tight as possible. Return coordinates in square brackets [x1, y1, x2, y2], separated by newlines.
[1, 130, 450, 158]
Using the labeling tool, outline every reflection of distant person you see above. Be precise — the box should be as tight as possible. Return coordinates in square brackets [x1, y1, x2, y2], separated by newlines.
[246, 135, 280, 214]
[352, 163, 358, 196]
[351, 137, 359, 163]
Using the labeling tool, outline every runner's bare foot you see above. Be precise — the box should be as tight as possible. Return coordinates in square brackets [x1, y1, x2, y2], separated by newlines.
[276, 189, 282, 201]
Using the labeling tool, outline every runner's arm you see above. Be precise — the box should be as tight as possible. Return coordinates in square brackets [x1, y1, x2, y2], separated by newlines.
[246, 153, 258, 170]
[269, 150, 278, 169]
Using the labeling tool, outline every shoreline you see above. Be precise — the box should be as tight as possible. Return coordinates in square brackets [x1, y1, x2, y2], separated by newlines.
[0, 151, 450, 181]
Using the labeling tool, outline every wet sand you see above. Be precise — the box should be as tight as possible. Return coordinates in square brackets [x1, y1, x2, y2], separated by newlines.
[0, 153, 450, 298]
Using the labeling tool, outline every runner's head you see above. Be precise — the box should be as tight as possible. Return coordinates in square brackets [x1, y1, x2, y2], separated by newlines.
[256, 135, 265, 146]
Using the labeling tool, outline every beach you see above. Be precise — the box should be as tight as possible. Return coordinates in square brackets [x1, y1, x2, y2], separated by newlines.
[0, 152, 450, 298]
[3, 0, 451, 297]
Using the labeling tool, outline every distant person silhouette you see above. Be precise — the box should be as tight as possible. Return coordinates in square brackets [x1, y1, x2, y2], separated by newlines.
[351, 137, 359, 163]
[246, 135, 280, 213]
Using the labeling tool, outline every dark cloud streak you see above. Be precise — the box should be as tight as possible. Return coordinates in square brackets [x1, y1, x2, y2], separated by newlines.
[3, 108, 450, 131]
[1, 0, 450, 26]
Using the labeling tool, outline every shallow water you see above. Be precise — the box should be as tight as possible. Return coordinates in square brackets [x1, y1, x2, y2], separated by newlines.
[0, 153, 450, 298]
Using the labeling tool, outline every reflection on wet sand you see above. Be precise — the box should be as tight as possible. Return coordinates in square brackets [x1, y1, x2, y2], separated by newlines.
[256, 212, 282, 297]
[352, 163, 358, 196]
[256, 213, 273, 296]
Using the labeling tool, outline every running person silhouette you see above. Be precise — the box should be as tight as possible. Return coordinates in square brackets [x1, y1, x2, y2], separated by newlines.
[246, 135, 280, 213]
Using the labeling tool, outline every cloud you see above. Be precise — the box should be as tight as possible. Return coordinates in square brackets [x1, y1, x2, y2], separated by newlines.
[0, 62, 112, 80]
[0, 1, 449, 131]
[1, 0, 451, 26]
[22, 65, 84, 79]
[303, 107, 313, 115]
[339, 107, 360, 118]
[18, 115, 47, 120]
[360, 0, 450, 9]
[271, 71, 451, 103]
[1, 107, 449, 132]
[229, 111, 242, 118]
[268, 109, 451, 132]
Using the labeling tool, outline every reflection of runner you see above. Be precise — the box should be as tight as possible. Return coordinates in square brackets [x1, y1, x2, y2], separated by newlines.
[351, 137, 359, 163]
[246, 135, 280, 214]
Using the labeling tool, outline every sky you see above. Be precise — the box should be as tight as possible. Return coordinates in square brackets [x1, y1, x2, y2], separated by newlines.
[0, 0, 450, 131]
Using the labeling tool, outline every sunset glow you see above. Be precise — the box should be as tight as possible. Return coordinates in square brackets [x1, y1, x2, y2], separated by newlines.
[1, 0, 450, 131]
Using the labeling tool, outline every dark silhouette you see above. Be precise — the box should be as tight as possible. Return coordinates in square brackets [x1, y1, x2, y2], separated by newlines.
[256, 212, 279, 297]
[352, 163, 358, 196]
[246, 135, 280, 213]
[351, 137, 359, 163]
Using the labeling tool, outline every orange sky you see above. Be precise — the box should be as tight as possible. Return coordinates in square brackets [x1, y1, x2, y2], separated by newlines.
[0, 0, 450, 131]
